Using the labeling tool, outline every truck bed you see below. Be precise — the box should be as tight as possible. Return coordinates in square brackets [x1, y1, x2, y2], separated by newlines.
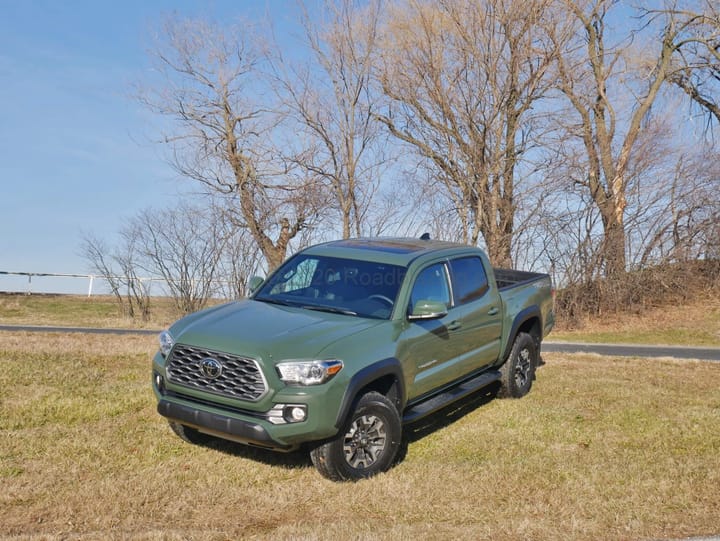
[493, 268, 549, 290]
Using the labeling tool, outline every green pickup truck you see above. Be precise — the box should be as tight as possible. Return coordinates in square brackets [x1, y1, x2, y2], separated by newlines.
[152, 237, 555, 481]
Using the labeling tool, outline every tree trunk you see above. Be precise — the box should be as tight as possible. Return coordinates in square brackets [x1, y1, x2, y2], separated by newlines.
[600, 210, 626, 278]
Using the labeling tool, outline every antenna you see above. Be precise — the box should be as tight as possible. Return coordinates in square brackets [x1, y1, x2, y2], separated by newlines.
[419, 233, 431, 241]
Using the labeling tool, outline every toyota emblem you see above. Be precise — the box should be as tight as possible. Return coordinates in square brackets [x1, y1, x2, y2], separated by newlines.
[200, 357, 223, 380]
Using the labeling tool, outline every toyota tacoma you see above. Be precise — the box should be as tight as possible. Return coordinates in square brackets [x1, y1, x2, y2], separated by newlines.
[152, 237, 555, 481]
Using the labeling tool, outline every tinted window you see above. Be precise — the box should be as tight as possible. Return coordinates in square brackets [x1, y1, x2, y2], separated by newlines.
[254, 254, 406, 319]
[409, 263, 450, 311]
[449, 257, 488, 305]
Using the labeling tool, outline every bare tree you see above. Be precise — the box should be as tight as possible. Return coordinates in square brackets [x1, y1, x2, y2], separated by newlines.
[81, 232, 152, 321]
[215, 206, 263, 299]
[130, 203, 228, 314]
[82, 200, 262, 315]
[116, 226, 153, 321]
[81, 234, 124, 307]
[139, 17, 322, 270]
[550, 0, 693, 278]
[633, 143, 720, 265]
[374, 0, 562, 266]
[660, 2, 720, 126]
[272, 0, 387, 239]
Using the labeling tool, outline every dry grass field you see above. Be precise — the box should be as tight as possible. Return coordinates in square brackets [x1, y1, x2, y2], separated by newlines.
[1, 329, 719, 540]
[0, 294, 191, 330]
[551, 295, 720, 346]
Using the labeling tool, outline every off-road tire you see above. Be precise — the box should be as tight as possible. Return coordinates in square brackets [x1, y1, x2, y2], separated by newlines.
[498, 332, 538, 398]
[310, 391, 402, 482]
[168, 421, 213, 445]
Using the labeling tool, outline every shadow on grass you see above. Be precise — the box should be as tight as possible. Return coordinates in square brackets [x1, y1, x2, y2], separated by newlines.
[394, 381, 501, 465]
[183, 381, 502, 474]
[201, 438, 313, 470]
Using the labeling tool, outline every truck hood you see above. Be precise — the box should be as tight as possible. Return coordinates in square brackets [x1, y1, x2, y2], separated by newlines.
[168, 299, 383, 362]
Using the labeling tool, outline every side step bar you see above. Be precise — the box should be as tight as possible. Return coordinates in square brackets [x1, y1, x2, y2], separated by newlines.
[402, 369, 501, 424]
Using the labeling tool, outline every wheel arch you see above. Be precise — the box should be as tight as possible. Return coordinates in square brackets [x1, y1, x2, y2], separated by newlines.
[501, 306, 542, 363]
[334, 358, 405, 430]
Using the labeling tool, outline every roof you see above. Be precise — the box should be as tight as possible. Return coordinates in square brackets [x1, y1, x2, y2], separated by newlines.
[302, 237, 476, 267]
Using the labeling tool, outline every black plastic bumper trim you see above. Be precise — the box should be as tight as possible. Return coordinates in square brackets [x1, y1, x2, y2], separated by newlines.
[157, 399, 291, 451]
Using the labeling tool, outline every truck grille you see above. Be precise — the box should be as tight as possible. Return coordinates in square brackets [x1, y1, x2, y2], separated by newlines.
[166, 344, 267, 402]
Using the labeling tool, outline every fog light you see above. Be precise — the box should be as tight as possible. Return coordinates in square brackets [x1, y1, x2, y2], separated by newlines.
[289, 406, 307, 422]
[267, 404, 307, 424]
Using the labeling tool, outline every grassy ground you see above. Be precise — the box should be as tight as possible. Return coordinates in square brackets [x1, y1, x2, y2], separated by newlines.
[0, 294, 186, 330]
[1, 331, 719, 540]
[551, 296, 720, 347]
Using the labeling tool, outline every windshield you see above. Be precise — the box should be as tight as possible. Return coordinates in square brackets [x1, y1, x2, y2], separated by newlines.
[254, 254, 407, 320]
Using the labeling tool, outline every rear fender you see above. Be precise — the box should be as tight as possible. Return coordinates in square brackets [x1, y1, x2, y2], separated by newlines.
[500, 306, 542, 363]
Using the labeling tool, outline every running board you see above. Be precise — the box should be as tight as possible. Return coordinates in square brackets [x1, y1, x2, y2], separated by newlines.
[402, 369, 502, 424]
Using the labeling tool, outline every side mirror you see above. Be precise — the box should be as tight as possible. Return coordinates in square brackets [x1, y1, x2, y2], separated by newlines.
[247, 276, 265, 295]
[408, 300, 448, 320]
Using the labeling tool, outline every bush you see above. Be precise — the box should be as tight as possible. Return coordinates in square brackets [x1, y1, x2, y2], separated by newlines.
[556, 259, 720, 328]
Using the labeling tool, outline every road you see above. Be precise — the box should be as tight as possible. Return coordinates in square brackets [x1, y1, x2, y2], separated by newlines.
[0, 324, 158, 336]
[1, 324, 719, 361]
[543, 341, 720, 362]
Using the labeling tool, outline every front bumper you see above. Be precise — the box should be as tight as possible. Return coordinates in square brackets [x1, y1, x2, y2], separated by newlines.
[152, 353, 347, 450]
[157, 398, 291, 451]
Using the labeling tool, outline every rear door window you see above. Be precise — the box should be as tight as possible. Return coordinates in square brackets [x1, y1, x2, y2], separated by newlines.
[448, 257, 488, 305]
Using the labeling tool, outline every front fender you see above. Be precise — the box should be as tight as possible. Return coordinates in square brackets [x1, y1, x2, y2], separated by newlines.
[334, 357, 405, 429]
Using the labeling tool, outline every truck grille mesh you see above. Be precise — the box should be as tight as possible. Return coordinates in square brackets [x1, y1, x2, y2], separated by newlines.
[166, 344, 267, 401]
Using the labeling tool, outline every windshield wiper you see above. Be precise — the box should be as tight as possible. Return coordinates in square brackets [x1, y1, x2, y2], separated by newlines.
[301, 305, 357, 316]
[255, 297, 296, 307]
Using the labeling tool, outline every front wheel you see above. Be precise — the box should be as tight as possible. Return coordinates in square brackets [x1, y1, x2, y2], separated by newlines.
[310, 391, 401, 481]
[498, 332, 538, 398]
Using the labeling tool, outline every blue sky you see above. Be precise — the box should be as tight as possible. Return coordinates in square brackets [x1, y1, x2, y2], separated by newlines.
[0, 1, 306, 293]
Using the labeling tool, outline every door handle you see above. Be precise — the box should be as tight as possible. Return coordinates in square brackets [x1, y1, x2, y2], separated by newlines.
[447, 320, 463, 331]
[488, 307, 499, 316]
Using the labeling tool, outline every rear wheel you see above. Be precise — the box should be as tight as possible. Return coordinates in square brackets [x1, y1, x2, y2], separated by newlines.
[498, 332, 537, 398]
[310, 391, 401, 481]
[168, 421, 213, 445]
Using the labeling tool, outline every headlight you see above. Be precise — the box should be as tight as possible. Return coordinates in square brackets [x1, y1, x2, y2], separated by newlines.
[276, 360, 343, 386]
[159, 330, 175, 358]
